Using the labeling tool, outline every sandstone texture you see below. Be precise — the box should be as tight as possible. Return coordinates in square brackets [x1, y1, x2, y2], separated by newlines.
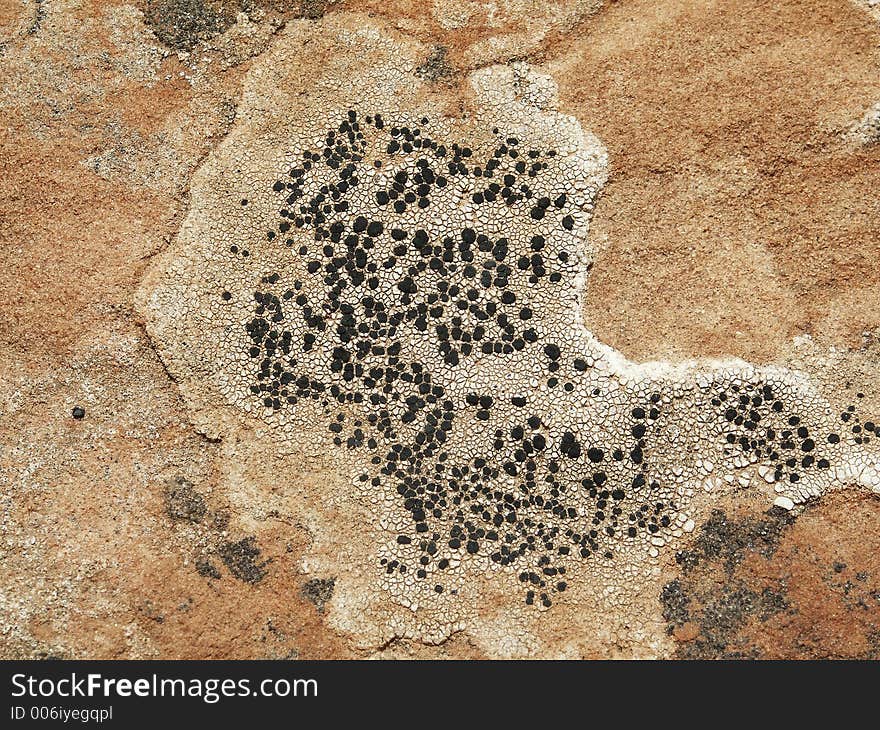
[1, 0, 879, 659]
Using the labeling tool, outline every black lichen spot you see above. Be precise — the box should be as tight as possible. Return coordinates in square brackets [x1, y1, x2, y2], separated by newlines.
[560, 430, 581, 459]
[301, 577, 336, 612]
[71, 406, 86, 420]
[219, 536, 271, 583]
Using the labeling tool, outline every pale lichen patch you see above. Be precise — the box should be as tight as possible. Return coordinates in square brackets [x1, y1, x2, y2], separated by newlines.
[137, 12, 880, 655]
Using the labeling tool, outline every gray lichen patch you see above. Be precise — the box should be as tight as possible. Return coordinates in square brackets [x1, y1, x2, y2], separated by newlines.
[672, 583, 789, 659]
[165, 476, 208, 522]
[141, 0, 334, 54]
[675, 507, 795, 576]
[136, 11, 880, 655]
[143, 0, 233, 51]
[660, 507, 796, 658]
[301, 578, 335, 612]
[196, 558, 222, 578]
[659, 491, 880, 659]
[289, 0, 332, 21]
[219, 536, 271, 583]
[416, 45, 455, 83]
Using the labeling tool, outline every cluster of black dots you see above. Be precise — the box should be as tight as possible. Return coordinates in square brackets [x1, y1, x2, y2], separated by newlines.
[715, 381, 829, 485]
[840, 393, 875, 446]
[222, 110, 868, 608]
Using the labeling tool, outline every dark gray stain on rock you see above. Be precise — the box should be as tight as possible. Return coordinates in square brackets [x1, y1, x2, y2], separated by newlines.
[196, 558, 222, 579]
[291, 0, 330, 20]
[301, 577, 335, 612]
[675, 507, 795, 575]
[415, 45, 454, 83]
[219, 536, 271, 583]
[659, 579, 690, 626]
[27, 0, 46, 36]
[165, 476, 207, 522]
[143, 0, 232, 51]
[660, 507, 795, 659]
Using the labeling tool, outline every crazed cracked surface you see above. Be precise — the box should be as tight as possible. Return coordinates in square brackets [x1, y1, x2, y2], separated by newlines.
[137, 13, 880, 655]
[3, 0, 880, 660]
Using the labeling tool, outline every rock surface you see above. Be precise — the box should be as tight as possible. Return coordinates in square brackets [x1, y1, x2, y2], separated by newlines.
[1, 0, 879, 659]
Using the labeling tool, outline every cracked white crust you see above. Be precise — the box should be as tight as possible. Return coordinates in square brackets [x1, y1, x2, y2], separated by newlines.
[136, 12, 880, 655]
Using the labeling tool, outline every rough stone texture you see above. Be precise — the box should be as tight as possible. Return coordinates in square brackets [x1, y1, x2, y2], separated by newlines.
[1, 0, 879, 659]
[663, 491, 880, 659]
